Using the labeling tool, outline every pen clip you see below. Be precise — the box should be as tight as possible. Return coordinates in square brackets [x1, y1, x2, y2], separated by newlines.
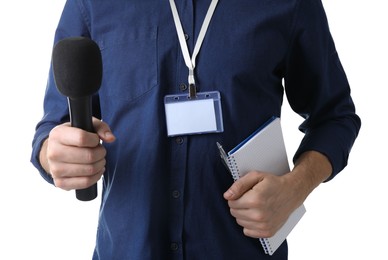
[216, 142, 232, 174]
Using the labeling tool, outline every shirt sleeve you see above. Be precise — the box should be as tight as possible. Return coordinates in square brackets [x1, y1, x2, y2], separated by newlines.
[284, 0, 361, 180]
[30, 0, 97, 184]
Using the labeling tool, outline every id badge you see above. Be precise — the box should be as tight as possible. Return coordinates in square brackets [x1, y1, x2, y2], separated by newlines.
[164, 91, 224, 136]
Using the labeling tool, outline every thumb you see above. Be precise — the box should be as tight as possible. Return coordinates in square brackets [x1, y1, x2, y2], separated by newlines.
[93, 118, 116, 143]
[223, 171, 264, 200]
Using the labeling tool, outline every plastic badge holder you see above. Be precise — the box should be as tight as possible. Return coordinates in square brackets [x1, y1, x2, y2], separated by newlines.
[164, 91, 224, 136]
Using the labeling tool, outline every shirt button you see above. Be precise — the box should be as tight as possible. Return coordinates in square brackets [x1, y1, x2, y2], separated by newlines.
[175, 137, 184, 145]
[179, 83, 188, 91]
[184, 34, 189, 40]
[172, 190, 180, 199]
[170, 242, 179, 251]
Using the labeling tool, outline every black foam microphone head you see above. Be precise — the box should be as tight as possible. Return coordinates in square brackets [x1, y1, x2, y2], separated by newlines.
[52, 37, 102, 99]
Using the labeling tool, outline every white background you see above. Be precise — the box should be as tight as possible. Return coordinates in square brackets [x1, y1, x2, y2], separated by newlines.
[0, 1, 386, 259]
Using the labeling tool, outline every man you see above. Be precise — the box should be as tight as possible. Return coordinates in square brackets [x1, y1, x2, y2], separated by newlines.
[31, 0, 361, 259]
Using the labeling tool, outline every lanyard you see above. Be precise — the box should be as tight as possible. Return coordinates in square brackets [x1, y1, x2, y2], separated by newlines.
[169, 0, 219, 93]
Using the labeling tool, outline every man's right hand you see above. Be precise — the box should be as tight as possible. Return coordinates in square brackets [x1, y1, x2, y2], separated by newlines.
[39, 118, 116, 191]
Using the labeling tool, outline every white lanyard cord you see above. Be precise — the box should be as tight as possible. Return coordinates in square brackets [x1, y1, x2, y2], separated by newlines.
[169, 0, 219, 86]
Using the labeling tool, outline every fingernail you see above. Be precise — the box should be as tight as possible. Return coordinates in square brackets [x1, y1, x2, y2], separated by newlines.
[104, 131, 115, 140]
[224, 189, 234, 199]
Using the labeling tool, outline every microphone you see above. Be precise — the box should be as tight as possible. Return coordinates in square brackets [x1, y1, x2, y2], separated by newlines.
[52, 37, 103, 201]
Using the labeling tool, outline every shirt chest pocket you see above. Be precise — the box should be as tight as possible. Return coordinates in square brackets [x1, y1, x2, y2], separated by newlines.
[98, 27, 158, 101]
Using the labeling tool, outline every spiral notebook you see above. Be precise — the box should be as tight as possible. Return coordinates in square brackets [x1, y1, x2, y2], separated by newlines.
[217, 116, 306, 255]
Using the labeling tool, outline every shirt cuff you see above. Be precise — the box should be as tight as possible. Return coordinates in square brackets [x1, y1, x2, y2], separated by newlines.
[30, 126, 55, 185]
[293, 119, 359, 182]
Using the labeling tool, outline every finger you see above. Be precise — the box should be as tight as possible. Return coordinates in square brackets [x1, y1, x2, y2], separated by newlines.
[235, 217, 277, 239]
[50, 124, 101, 148]
[243, 227, 273, 239]
[231, 207, 288, 239]
[48, 143, 107, 165]
[229, 207, 251, 220]
[93, 118, 116, 143]
[229, 204, 269, 223]
[49, 157, 106, 179]
[224, 171, 265, 200]
[53, 168, 104, 191]
[227, 187, 267, 210]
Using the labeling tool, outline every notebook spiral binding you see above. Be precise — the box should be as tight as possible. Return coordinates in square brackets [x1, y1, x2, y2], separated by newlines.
[260, 239, 273, 255]
[227, 156, 240, 181]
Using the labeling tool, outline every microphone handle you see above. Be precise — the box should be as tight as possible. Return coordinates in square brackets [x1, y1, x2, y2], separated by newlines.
[68, 96, 98, 201]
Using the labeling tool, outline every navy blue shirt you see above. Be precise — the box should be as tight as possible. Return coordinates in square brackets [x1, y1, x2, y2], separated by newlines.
[31, 0, 361, 259]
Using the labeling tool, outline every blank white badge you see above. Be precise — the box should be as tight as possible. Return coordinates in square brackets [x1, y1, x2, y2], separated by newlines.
[164, 91, 224, 136]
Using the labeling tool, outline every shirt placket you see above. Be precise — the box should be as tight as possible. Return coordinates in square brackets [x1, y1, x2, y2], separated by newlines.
[168, 0, 194, 259]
